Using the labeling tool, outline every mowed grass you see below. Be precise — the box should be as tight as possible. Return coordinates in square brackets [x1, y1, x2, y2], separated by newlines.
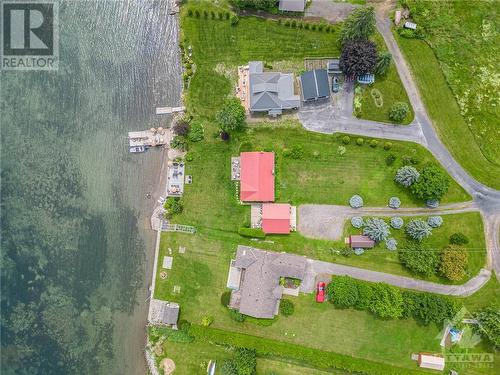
[339, 212, 486, 284]
[154, 230, 498, 373]
[356, 35, 414, 125]
[393, 21, 500, 188]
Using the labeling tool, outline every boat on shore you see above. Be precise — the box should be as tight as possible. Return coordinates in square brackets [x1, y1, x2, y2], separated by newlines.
[130, 146, 146, 153]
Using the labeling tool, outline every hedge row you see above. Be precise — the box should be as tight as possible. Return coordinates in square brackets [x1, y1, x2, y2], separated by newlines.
[190, 325, 423, 375]
[238, 227, 266, 238]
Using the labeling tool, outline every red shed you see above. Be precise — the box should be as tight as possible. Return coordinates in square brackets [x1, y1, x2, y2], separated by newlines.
[262, 203, 291, 234]
[346, 235, 375, 248]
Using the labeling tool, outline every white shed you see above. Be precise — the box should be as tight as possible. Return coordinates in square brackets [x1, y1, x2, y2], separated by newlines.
[418, 354, 445, 371]
[404, 21, 417, 30]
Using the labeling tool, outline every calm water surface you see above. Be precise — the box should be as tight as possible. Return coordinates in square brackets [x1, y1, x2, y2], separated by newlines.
[1, 1, 181, 373]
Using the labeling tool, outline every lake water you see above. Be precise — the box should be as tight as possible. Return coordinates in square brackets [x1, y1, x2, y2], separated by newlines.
[0, 0, 181, 373]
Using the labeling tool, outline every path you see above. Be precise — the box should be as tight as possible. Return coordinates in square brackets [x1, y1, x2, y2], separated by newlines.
[297, 2, 500, 279]
[300, 259, 491, 297]
[298, 202, 478, 241]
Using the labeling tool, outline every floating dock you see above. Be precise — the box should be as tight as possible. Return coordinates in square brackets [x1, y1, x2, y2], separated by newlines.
[156, 106, 185, 115]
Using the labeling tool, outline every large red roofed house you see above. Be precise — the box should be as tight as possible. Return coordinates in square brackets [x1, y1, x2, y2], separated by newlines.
[262, 203, 291, 234]
[240, 152, 275, 202]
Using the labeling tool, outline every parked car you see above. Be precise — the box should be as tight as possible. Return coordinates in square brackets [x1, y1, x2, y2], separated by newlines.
[316, 281, 326, 303]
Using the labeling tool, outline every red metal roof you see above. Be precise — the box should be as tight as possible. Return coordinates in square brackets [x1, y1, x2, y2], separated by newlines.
[240, 152, 275, 202]
[262, 203, 290, 234]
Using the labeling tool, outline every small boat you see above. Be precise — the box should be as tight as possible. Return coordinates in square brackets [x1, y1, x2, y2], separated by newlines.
[129, 146, 146, 153]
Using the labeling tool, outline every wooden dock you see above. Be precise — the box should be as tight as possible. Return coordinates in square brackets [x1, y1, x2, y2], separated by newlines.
[128, 128, 170, 147]
[156, 106, 185, 115]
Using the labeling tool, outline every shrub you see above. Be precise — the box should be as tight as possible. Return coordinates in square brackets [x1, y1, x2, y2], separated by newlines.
[329, 276, 359, 308]
[318, 23, 324, 31]
[351, 216, 364, 229]
[187, 8, 193, 17]
[342, 135, 351, 144]
[440, 245, 468, 281]
[234, 348, 257, 375]
[427, 216, 443, 228]
[220, 360, 238, 375]
[383, 142, 393, 150]
[304, 22, 309, 30]
[173, 120, 190, 136]
[284, 19, 290, 27]
[185, 153, 194, 162]
[356, 137, 364, 146]
[221, 291, 231, 307]
[311, 23, 317, 30]
[337, 145, 346, 156]
[354, 248, 365, 255]
[291, 19, 297, 28]
[394, 166, 420, 187]
[201, 316, 214, 327]
[163, 197, 183, 217]
[279, 299, 295, 317]
[210, 10, 215, 19]
[375, 52, 392, 76]
[398, 28, 416, 39]
[389, 102, 409, 122]
[369, 283, 403, 319]
[410, 164, 450, 201]
[385, 153, 396, 165]
[388, 197, 401, 209]
[289, 144, 304, 159]
[406, 219, 432, 241]
[402, 291, 461, 325]
[390, 217, 404, 229]
[474, 306, 500, 349]
[194, 9, 200, 18]
[398, 241, 439, 276]
[230, 14, 239, 26]
[363, 218, 391, 242]
[218, 11, 224, 20]
[229, 308, 246, 322]
[238, 141, 253, 153]
[354, 282, 373, 310]
[170, 135, 188, 151]
[426, 199, 440, 208]
[188, 120, 204, 142]
[369, 139, 378, 148]
[340, 247, 354, 257]
[385, 238, 397, 251]
[203, 9, 208, 18]
[216, 98, 245, 133]
[238, 227, 265, 239]
[225, 11, 230, 20]
[449, 232, 469, 245]
[349, 195, 363, 208]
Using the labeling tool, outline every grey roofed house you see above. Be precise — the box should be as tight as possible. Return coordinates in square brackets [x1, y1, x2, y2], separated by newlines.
[229, 246, 307, 319]
[148, 299, 180, 327]
[300, 69, 330, 101]
[248, 61, 300, 115]
[279, 0, 305, 12]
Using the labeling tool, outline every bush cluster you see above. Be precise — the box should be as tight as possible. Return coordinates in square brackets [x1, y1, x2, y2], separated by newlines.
[188, 120, 204, 142]
[440, 245, 468, 281]
[327, 276, 459, 324]
[351, 216, 364, 228]
[349, 195, 364, 208]
[385, 238, 398, 251]
[238, 227, 265, 239]
[390, 217, 404, 229]
[229, 308, 246, 322]
[388, 197, 401, 209]
[163, 197, 183, 218]
[279, 299, 295, 317]
[398, 241, 439, 276]
[363, 217, 391, 242]
[449, 232, 469, 245]
[427, 216, 443, 228]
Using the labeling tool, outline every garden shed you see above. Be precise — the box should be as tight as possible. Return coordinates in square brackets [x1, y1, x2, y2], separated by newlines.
[345, 235, 375, 249]
[417, 354, 445, 371]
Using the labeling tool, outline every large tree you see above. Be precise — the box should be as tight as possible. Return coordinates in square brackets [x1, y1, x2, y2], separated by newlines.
[399, 241, 439, 276]
[440, 245, 468, 281]
[338, 7, 376, 46]
[340, 40, 377, 77]
[216, 98, 246, 133]
[410, 164, 450, 201]
[474, 306, 500, 349]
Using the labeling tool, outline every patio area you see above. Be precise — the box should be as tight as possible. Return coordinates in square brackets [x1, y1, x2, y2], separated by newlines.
[166, 162, 185, 197]
[236, 65, 250, 112]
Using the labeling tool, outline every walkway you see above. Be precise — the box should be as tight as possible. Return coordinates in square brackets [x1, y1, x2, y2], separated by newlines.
[297, 2, 500, 279]
[298, 202, 478, 241]
[300, 259, 491, 297]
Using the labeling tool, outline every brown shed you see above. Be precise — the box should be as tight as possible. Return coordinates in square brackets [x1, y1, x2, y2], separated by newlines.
[347, 235, 375, 249]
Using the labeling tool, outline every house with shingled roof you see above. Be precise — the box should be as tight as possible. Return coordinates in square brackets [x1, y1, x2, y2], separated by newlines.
[239, 151, 275, 202]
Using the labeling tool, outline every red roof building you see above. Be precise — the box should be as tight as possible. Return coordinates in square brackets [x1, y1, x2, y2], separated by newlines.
[240, 152, 275, 202]
[262, 203, 290, 234]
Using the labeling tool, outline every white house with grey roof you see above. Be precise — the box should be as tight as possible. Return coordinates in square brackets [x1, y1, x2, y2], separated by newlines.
[248, 61, 300, 116]
[227, 245, 307, 319]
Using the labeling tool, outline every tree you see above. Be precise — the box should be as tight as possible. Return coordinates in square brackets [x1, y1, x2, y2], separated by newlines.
[220, 359, 238, 375]
[163, 197, 183, 217]
[405, 219, 433, 241]
[398, 241, 439, 276]
[402, 291, 460, 325]
[173, 119, 190, 136]
[375, 52, 392, 75]
[389, 102, 409, 122]
[340, 40, 377, 77]
[338, 7, 376, 45]
[351, 216, 364, 228]
[394, 166, 420, 187]
[388, 197, 401, 208]
[363, 218, 391, 242]
[229, 309, 246, 322]
[330, 276, 359, 308]
[440, 245, 468, 281]
[385, 238, 398, 251]
[234, 348, 257, 375]
[216, 98, 246, 133]
[368, 283, 403, 319]
[279, 299, 295, 316]
[410, 164, 450, 201]
[390, 217, 404, 229]
[427, 216, 443, 228]
[349, 194, 363, 208]
[474, 306, 500, 349]
[450, 232, 469, 245]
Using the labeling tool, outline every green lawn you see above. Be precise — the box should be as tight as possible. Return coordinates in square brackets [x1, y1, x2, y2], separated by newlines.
[393, 0, 500, 189]
[356, 34, 414, 125]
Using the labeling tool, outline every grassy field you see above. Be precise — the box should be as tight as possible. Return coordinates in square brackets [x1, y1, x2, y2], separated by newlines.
[393, 1, 500, 189]
[356, 34, 414, 124]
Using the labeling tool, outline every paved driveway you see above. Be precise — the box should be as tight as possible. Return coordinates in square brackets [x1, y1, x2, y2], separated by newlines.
[305, 0, 359, 23]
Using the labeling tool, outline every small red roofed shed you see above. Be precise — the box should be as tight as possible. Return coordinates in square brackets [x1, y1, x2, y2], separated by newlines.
[240, 152, 275, 202]
[262, 203, 290, 234]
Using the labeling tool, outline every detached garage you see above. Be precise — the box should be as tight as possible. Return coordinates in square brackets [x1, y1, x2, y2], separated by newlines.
[300, 69, 330, 102]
